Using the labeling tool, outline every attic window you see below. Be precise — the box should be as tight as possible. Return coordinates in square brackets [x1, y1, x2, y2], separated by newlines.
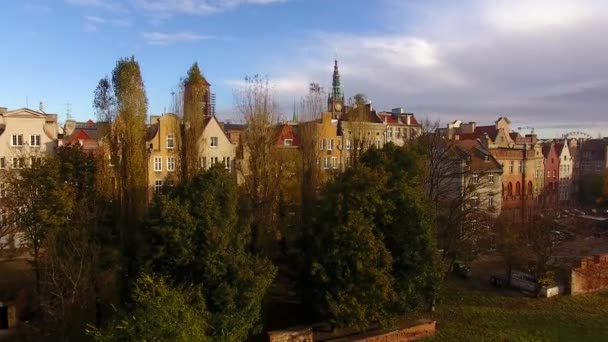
[284, 139, 293, 146]
[484, 155, 489, 161]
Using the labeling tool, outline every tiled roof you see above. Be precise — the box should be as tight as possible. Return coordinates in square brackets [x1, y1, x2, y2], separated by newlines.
[223, 123, 246, 132]
[146, 123, 159, 141]
[453, 139, 502, 172]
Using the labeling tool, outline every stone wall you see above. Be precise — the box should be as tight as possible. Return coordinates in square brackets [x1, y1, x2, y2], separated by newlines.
[268, 327, 313, 342]
[571, 254, 608, 295]
[352, 321, 437, 342]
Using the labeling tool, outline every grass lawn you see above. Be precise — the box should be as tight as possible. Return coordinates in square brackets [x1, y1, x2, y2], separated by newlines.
[424, 278, 608, 341]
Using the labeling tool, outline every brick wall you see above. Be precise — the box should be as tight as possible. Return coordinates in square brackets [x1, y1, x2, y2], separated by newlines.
[353, 321, 437, 342]
[571, 254, 608, 295]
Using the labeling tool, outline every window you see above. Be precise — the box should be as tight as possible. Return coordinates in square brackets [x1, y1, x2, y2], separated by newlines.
[519, 161, 523, 173]
[375, 140, 381, 149]
[30, 135, 41, 147]
[0, 157, 5, 169]
[471, 174, 479, 184]
[12, 158, 25, 169]
[388, 127, 393, 138]
[210, 137, 218, 148]
[323, 157, 330, 169]
[154, 157, 162, 172]
[167, 157, 175, 172]
[396, 128, 402, 138]
[154, 180, 163, 194]
[488, 175, 494, 183]
[328, 139, 334, 151]
[224, 157, 231, 171]
[346, 139, 352, 150]
[11, 134, 23, 147]
[319, 139, 325, 150]
[211, 157, 219, 165]
[201, 157, 207, 169]
[331, 157, 338, 169]
[472, 193, 480, 208]
[284, 138, 293, 146]
[30, 157, 42, 168]
[167, 134, 175, 149]
[510, 161, 514, 174]
[0, 209, 6, 226]
[488, 192, 495, 208]
[0, 183, 6, 198]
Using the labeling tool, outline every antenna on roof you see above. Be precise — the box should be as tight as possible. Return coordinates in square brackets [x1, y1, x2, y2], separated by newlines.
[65, 102, 72, 121]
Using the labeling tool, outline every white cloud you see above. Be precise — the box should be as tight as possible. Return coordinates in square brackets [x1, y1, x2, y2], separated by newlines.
[66, 0, 128, 12]
[482, 0, 602, 33]
[68, 0, 287, 15]
[261, 0, 608, 129]
[83, 15, 131, 32]
[142, 31, 214, 45]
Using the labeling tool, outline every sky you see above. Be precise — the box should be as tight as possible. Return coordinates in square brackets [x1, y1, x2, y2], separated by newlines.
[1, 0, 607, 138]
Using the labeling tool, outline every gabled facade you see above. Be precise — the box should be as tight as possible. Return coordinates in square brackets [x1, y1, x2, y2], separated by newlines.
[199, 115, 236, 172]
[541, 142, 560, 208]
[0, 106, 60, 170]
[146, 113, 181, 198]
[556, 142, 573, 204]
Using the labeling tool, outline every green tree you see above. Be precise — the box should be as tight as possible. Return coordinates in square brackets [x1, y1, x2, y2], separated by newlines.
[3, 158, 73, 295]
[302, 144, 441, 328]
[182, 62, 208, 182]
[145, 166, 276, 341]
[89, 274, 209, 342]
[111, 56, 149, 287]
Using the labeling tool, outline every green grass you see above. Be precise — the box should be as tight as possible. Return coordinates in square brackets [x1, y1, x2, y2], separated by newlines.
[424, 278, 608, 341]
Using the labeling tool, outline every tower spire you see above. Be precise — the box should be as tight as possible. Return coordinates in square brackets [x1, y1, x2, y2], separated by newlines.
[331, 59, 342, 101]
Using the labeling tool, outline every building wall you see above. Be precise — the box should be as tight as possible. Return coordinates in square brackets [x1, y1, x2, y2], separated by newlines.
[542, 144, 560, 207]
[571, 254, 608, 295]
[558, 144, 573, 204]
[0, 108, 59, 168]
[198, 116, 236, 173]
[147, 114, 181, 198]
[316, 112, 342, 174]
[340, 119, 385, 168]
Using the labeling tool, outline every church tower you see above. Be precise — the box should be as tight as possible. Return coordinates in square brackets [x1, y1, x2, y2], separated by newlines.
[328, 59, 345, 119]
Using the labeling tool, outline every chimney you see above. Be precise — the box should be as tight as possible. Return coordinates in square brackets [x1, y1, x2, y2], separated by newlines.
[406, 114, 411, 126]
[391, 107, 404, 115]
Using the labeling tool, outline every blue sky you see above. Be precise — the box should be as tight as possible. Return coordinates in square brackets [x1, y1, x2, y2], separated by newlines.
[1, 0, 607, 138]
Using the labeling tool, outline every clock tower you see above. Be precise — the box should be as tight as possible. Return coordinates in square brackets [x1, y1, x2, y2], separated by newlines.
[328, 59, 345, 118]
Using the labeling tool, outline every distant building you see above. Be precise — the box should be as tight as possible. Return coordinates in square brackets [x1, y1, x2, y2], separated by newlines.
[556, 141, 573, 205]
[63, 119, 100, 152]
[450, 139, 504, 217]
[377, 108, 422, 146]
[441, 117, 543, 221]
[579, 139, 608, 176]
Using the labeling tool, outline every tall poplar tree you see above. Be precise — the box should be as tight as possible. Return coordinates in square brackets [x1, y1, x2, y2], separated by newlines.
[111, 56, 148, 280]
[182, 63, 208, 181]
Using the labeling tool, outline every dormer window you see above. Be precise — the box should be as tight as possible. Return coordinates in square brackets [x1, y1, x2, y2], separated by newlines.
[167, 134, 175, 149]
[284, 138, 293, 146]
[11, 135, 23, 147]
